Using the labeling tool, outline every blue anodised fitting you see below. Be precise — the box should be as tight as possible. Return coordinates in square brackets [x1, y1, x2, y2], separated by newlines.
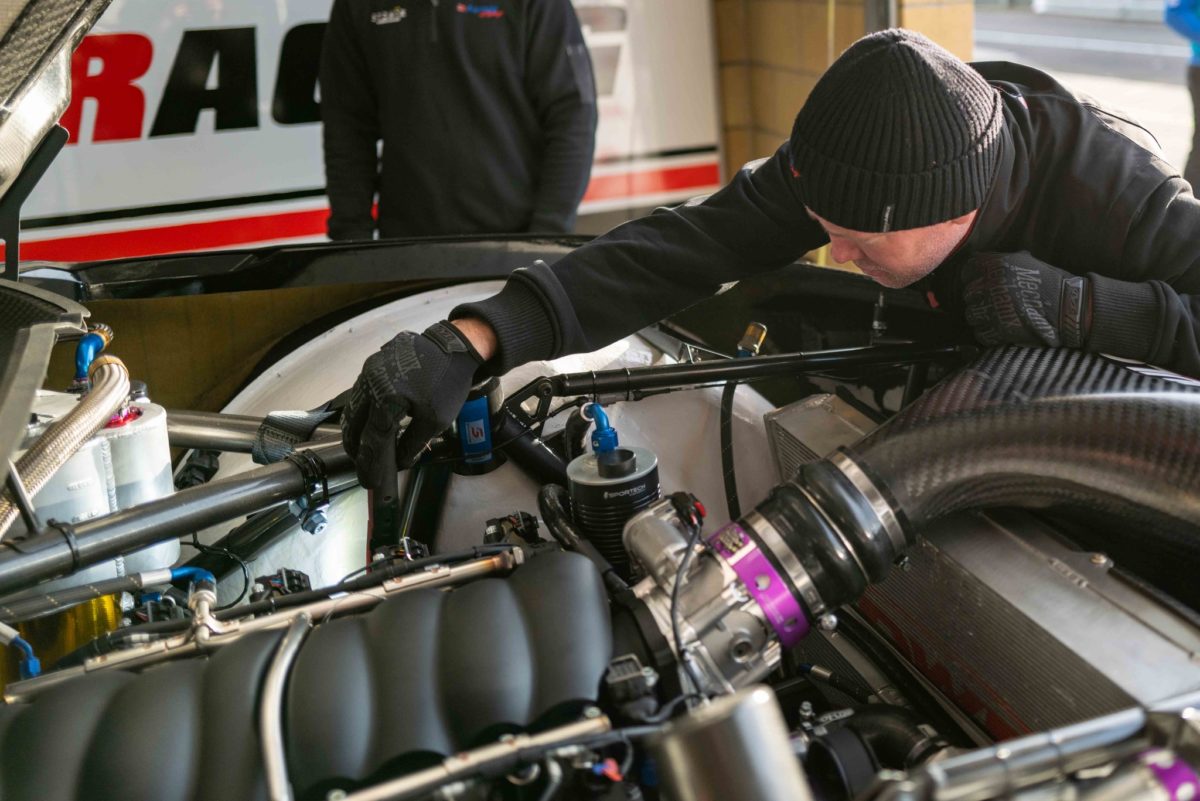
[13, 636, 40, 679]
[457, 393, 494, 464]
[74, 332, 107, 381]
[170, 566, 216, 588]
[585, 402, 618, 454]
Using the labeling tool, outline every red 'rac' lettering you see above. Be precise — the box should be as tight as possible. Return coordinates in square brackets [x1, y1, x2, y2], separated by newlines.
[62, 33, 153, 144]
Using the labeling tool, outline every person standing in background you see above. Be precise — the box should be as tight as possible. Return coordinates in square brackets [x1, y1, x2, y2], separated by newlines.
[320, 0, 597, 241]
[1168, 0, 1200, 188]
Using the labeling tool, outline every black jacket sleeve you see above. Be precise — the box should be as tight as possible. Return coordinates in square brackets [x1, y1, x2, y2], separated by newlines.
[1088, 175, 1200, 377]
[523, 0, 598, 233]
[320, 0, 380, 241]
[452, 145, 828, 373]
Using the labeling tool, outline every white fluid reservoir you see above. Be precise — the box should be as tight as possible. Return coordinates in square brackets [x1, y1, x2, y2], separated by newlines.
[13, 391, 178, 590]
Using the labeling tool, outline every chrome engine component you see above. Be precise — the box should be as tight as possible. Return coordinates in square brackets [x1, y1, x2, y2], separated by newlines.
[765, 393, 878, 481]
[13, 390, 177, 591]
[624, 498, 783, 695]
[860, 511, 1200, 738]
[654, 685, 814, 801]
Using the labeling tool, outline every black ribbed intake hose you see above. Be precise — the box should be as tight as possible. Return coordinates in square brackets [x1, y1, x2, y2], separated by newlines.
[750, 348, 1200, 612]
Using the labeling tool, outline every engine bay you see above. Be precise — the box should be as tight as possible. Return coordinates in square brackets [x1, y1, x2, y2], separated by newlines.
[1, 278, 1200, 801]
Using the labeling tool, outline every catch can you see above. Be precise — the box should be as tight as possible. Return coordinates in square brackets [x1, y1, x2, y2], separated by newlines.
[567, 404, 659, 579]
[13, 390, 178, 591]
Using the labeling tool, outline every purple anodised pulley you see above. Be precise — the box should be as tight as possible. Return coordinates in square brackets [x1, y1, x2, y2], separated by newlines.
[707, 521, 811, 647]
[1142, 749, 1200, 801]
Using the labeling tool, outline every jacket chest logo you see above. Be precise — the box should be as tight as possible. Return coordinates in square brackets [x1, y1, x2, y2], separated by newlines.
[456, 3, 504, 18]
[371, 5, 409, 24]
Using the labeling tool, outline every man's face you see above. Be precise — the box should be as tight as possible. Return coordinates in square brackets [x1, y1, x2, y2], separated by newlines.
[805, 208, 978, 289]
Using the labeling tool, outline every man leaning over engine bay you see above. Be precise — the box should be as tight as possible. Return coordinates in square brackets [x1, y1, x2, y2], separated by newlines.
[341, 28, 1200, 489]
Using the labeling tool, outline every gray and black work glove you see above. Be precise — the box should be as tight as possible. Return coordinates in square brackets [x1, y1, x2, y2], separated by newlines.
[960, 252, 1091, 349]
[341, 321, 484, 489]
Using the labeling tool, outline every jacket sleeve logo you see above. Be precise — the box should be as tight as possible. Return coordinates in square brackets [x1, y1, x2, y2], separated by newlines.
[371, 6, 408, 25]
[456, 3, 504, 18]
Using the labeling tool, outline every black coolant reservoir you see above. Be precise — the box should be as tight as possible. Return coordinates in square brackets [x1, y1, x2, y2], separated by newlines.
[566, 404, 660, 579]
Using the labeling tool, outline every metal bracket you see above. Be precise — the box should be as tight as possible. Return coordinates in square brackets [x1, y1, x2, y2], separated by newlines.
[4, 458, 41, 534]
[0, 125, 68, 282]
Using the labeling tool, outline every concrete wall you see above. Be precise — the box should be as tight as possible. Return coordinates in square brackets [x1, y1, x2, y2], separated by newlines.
[713, 0, 975, 178]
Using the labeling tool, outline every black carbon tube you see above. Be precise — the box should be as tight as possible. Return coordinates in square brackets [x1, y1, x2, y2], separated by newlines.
[850, 347, 1200, 533]
[748, 347, 1200, 615]
[494, 410, 568, 486]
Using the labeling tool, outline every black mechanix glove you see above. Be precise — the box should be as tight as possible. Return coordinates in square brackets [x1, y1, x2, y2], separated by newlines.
[341, 321, 484, 489]
[960, 252, 1091, 349]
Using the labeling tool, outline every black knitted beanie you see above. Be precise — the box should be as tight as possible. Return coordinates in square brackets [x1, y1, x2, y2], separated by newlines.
[789, 29, 1004, 233]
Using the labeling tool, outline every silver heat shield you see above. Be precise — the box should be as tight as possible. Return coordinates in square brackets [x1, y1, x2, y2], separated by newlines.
[764, 393, 877, 481]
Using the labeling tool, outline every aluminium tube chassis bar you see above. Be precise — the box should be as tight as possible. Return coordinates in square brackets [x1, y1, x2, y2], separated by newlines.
[552, 343, 965, 396]
[0, 441, 354, 596]
[503, 343, 968, 425]
[166, 409, 340, 453]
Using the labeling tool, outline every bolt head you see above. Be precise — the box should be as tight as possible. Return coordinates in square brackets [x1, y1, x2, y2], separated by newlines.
[1091, 553, 1109, 566]
[817, 613, 838, 632]
[303, 510, 329, 535]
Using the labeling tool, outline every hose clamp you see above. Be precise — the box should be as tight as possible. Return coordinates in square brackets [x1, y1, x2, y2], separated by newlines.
[743, 510, 825, 617]
[829, 451, 907, 556]
[45, 519, 82, 573]
[286, 449, 330, 507]
[87, 354, 126, 378]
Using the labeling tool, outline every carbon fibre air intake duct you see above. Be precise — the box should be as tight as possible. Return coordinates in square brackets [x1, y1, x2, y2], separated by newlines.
[728, 347, 1200, 634]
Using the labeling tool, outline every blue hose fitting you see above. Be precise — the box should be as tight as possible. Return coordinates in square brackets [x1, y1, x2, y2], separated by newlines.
[73, 332, 107, 382]
[170, 566, 217, 589]
[584, 403, 618, 454]
[13, 637, 40, 679]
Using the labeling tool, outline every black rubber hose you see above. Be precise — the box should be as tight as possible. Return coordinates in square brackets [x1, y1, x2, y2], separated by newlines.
[841, 705, 948, 768]
[494, 410, 568, 486]
[806, 705, 949, 801]
[562, 408, 591, 463]
[537, 484, 628, 596]
[720, 381, 741, 521]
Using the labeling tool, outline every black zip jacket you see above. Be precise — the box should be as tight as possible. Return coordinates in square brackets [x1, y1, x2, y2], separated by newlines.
[320, 0, 597, 240]
[453, 62, 1200, 377]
